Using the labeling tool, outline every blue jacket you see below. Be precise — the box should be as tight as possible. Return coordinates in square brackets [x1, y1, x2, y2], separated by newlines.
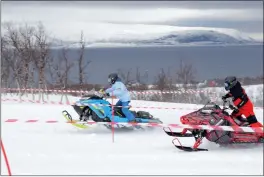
[105, 79, 131, 102]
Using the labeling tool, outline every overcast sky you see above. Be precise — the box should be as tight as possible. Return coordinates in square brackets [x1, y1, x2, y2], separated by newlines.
[2, 1, 263, 41]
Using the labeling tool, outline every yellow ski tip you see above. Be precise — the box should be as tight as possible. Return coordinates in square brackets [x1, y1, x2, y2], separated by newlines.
[62, 111, 89, 129]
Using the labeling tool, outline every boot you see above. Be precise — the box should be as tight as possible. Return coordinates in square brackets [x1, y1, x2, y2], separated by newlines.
[128, 119, 141, 129]
[249, 122, 264, 138]
[250, 122, 263, 128]
[247, 115, 263, 128]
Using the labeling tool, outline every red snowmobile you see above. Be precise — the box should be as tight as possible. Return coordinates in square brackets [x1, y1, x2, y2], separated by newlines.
[164, 100, 264, 152]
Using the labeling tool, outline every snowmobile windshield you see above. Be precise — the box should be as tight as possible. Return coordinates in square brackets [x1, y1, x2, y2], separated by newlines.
[203, 103, 221, 110]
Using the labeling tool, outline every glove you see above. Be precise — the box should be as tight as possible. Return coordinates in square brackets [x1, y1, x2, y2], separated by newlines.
[99, 89, 105, 94]
[231, 109, 239, 117]
[99, 89, 110, 97]
[229, 104, 239, 112]
[222, 95, 228, 101]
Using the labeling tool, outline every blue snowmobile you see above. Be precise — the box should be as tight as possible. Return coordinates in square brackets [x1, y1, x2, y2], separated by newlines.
[62, 93, 162, 130]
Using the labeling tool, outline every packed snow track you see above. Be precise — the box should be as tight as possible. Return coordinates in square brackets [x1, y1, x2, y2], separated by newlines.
[1, 98, 263, 175]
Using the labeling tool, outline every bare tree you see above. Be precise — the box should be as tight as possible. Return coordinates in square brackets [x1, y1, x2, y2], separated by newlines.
[2, 22, 37, 90]
[2, 23, 21, 89]
[50, 46, 74, 88]
[33, 22, 51, 90]
[47, 56, 57, 86]
[131, 67, 148, 91]
[77, 31, 91, 85]
[135, 67, 141, 84]
[1, 36, 11, 88]
[152, 68, 179, 102]
[17, 23, 36, 89]
[62, 47, 74, 87]
[30, 23, 53, 101]
[155, 68, 169, 91]
[117, 68, 133, 85]
[142, 70, 149, 85]
[1, 25, 23, 89]
[166, 67, 174, 90]
[176, 59, 196, 88]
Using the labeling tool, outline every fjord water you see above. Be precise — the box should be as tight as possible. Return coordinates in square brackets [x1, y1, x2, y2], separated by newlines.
[51, 44, 263, 84]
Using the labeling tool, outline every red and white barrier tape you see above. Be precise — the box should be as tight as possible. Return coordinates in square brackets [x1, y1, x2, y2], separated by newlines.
[3, 119, 263, 133]
[2, 98, 263, 110]
[1, 87, 214, 95]
[1, 98, 201, 110]
[1, 98, 71, 105]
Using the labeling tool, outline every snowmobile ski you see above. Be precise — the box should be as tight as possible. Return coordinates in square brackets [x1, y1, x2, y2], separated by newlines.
[62, 110, 90, 129]
[172, 137, 208, 152]
[62, 110, 142, 130]
[174, 145, 208, 152]
[164, 130, 194, 137]
[164, 100, 264, 151]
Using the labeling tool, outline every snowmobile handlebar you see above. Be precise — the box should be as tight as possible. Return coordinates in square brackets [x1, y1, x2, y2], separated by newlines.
[222, 97, 238, 111]
[204, 99, 234, 111]
[81, 93, 106, 100]
[222, 101, 230, 110]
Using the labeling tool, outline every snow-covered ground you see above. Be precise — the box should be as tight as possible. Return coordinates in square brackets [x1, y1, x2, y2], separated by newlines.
[1, 93, 263, 175]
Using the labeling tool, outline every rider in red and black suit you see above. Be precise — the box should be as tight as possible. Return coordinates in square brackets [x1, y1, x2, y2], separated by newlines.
[222, 76, 263, 128]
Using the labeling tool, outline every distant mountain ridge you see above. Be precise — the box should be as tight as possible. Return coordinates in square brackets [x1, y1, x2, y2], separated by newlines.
[138, 30, 257, 45]
[50, 28, 261, 48]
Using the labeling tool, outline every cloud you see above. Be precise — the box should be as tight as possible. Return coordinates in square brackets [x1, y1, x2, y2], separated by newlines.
[2, 2, 262, 23]
[2, 1, 263, 42]
[5, 1, 262, 9]
[246, 33, 263, 42]
[156, 19, 263, 33]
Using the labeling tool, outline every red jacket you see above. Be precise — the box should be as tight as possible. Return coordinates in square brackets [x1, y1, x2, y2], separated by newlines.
[224, 81, 250, 109]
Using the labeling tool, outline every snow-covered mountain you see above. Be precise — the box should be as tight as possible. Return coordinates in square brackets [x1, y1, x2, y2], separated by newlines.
[137, 30, 257, 45]
[49, 26, 261, 48]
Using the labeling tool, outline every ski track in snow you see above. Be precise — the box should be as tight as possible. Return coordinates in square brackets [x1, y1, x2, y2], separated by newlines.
[1, 98, 263, 175]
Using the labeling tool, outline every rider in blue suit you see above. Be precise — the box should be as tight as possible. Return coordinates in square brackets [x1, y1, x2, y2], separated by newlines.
[104, 73, 136, 122]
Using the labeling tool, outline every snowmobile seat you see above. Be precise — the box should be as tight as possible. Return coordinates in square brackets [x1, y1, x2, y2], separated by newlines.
[233, 117, 249, 126]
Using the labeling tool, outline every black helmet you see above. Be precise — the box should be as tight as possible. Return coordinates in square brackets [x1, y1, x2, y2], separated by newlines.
[108, 73, 118, 84]
[224, 76, 237, 91]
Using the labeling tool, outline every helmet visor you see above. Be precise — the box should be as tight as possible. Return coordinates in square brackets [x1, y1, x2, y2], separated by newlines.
[108, 78, 111, 83]
[224, 82, 230, 90]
